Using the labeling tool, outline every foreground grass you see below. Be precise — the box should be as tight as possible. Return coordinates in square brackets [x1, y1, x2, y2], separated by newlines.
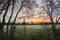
[3, 25, 60, 40]
[13, 26, 52, 40]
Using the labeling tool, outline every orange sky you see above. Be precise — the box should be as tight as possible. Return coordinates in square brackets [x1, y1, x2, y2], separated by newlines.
[18, 17, 50, 24]
[18, 16, 60, 24]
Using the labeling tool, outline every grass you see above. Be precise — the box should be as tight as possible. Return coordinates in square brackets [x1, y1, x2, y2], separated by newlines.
[13, 26, 52, 40]
[3, 25, 60, 40]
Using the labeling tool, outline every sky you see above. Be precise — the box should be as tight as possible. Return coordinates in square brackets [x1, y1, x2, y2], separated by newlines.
[1, 0, 60, 23]
[36, 0, 41, 5]
[1, 0, 43, 23]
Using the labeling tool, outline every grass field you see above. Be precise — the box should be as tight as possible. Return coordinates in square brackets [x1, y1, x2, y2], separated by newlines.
[3, 25, 60, 40]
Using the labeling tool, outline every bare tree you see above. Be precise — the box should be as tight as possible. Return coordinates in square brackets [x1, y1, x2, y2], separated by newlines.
[1, 0, 37, 40]
[5, 0, 15, 40]
[41, 0, 60, 40]
[0, 0, 12, 40]
[8, 0, 24, 40]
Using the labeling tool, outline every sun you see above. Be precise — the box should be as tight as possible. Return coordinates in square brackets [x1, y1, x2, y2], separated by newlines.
[30, 17, 45, 24]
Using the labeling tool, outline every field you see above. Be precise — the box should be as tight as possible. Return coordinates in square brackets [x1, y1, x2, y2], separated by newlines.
[3, 25, 60, 40]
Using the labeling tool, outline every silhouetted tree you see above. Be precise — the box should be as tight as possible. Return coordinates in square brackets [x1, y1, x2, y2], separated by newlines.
[0, 0, 12, 40]
[41, 0, 60, 40]
[8, 0, 24, 40]
[5, 0, 15, 40]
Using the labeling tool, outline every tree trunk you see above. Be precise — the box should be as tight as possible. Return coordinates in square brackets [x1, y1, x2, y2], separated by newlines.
[51, 23, 56, 40]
